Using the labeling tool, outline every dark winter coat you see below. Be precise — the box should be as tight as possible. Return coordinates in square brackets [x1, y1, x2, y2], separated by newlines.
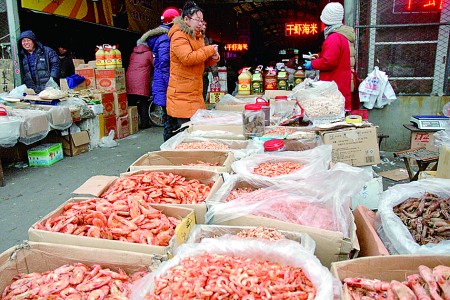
[59, 52, 75, 78]
[311, 25, 355, 111]
[18, 30, 60, 93]
[139, 25, 171, 107]
[125, 44, 154, 97]
[166, 17, 219, 118]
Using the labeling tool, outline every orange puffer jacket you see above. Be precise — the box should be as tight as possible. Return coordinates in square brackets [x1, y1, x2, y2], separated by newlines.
[166, 17, 219, 118]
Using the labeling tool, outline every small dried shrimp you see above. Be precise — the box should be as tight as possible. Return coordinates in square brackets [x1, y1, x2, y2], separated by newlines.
[253, 161, 304, 177]
[236, 226, 286, 241]
[175, 141, 230, 150]
[226, 187, 259, 202]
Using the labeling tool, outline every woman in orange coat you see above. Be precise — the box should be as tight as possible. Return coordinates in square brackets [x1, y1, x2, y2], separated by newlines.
[165, 1, 220, 141]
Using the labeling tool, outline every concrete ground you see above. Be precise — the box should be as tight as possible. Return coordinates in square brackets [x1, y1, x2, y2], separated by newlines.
[0, 127, 410, 254]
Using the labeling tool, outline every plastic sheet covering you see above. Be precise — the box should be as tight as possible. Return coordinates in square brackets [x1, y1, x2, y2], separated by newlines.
[376, 178, 450, 254]
[11, 109, 50, 145]
[185, 224, 316, 254]
[191, 109, 243, 125]
[0, 114, 21, 147]
[433, 121, 450, 148]
[47, 106, 72, 130]
[216, 93, 257, 105]
[78, 115, 101, 149]
[58, 97, 95, 119]
[293, 79, 345, 117]
[231, 144, 332, 182]
[206, 163, 372, 238]
[160, 131, 264, 160]
[131, 238, 339, 300]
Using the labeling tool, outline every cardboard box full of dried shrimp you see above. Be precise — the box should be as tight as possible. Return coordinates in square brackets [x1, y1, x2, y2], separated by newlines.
[330, 255, 450, 300]
[0, 242, 156, 297]
[28, 197, 195, 257]
[128, 150, 235, 173]
[72, 169, 224, 224]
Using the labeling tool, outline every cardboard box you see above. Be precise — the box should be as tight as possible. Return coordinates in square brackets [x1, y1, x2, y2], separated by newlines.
[211, 212, 359, 268]
[12, 109, 49, 139]
[95, 68, 126, 92]
[28, 198, 196, 256]
[113, 92, 128, 117]
[98, 113, 105, 138]
[61, 131, 90, 156]
[72, 58, 85, 68]
[104, 115, 117, 139]
[116, 114, 130, 139]
[437, 144, 450, 178]
[92, 92, 115, 118]
[263, 90, 294, 101]
[128, 106, 139, 135]
[331, 255, 450, 298]
[73, 169, 224, 224]
[0, 242, 157, 293]
[351, 176, 383, 210]
[321, 127, 381, 167]
[129, 150, 234, 173]
[353, 205, 389, 257]
[410, 131, 438, 151]
[27, 143, 63, 167]
[59, 78, 87, 91]
[75, 67, 96, 89]
[215, 103, 248, 112]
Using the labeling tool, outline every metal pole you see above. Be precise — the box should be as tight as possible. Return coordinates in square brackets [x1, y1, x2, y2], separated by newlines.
[6, 0, 21, 87]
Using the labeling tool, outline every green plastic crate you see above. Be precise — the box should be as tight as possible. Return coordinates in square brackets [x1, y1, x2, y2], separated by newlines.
[27, 143, 63, 167]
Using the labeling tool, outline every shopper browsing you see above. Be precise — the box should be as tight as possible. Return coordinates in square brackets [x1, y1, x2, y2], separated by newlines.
[138, 7, 181, 138]
[303, 2, 356, 111]
[165, 0, 220, 140]
[18, 30, 61, 93]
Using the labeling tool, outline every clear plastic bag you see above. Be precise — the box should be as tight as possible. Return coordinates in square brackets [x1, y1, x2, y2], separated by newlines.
[47, 106, 73, 130]
[58, 97, 95, 119]
[131, 238, 339, 300]
[11, 109, 50, 145]
[206, 163, 372, 238]
[8, 84, 28, 98]
[191, 109, 243, 125]
[99, 130, 118, 148]
[376, 178, 450, 254]
[0, 114, 21, 147]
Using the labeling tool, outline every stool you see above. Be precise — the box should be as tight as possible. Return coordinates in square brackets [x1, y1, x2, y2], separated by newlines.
[394, 147, 439, 181]
[377, 133, 389, 150]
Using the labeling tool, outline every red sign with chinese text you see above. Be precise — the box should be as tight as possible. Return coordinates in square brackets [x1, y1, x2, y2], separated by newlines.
[226, 44, 249, 52]
[285, 23, 319, 37]
[394, 0, 444, 13]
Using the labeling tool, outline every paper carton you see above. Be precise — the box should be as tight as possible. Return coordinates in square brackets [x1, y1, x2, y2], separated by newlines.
[27, 143, 63, 167]
[61, 131, 90, 156]
[129, 150, 234, 173]
[211, 212, 359, 268]
[103, 115, 117, 139]
[59, 78, 86, 91]
[331, 255, 450, 299]
[72, 169, 224, 224]
[113, 92, 128, 117]
[95, 68, 126, 92]
[437, 144, 450, 178]
[28, 198, 196, 256]
[353, 205, 389, 257]
[128, 106, 139, 134]
[116, 114, 130, 139]
[0, 242, 157, 293]
[92, 92, 115, 118]
[410, 131, 438, 151]
[321, 126, 381, 167]
[75, 67, 96, 89]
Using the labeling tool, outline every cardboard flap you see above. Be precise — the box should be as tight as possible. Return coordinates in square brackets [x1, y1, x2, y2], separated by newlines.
[72, 175, 118, 197]
[72, 131, 90, 147]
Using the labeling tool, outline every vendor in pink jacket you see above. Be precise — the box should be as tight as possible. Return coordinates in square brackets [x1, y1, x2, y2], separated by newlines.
[303, 2, 356, 111]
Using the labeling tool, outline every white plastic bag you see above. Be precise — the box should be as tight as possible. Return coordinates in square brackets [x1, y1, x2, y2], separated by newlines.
[376, 178, 450, 254]
[131, 238, 339, 300]
[360, 66, 396, 109]
[99, 130, 118, 148]
[8, 84, 28, 98]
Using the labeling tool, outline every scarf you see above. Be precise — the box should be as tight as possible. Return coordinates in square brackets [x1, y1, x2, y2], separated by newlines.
[324, 24, 343, 39]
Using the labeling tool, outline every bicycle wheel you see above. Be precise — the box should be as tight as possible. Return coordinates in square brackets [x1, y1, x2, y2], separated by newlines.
[148, 101, 165, 127]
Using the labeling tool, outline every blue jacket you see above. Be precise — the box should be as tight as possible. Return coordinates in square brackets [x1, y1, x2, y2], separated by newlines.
[139, 25, 171, 107]
[18, 30, 60, 93]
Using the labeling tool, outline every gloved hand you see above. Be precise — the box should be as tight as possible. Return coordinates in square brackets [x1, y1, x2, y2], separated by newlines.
[303, 60, 313, 70]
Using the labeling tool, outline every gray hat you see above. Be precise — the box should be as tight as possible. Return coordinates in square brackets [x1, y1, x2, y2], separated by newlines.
[320, 2, 344, 25]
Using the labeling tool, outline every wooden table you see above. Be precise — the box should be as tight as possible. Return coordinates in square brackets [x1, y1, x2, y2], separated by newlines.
[394, 147, 439, 181]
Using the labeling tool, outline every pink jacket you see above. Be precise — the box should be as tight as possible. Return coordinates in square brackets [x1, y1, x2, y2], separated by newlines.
[126, 44, 154, 97]
[312, 26, 355, 110]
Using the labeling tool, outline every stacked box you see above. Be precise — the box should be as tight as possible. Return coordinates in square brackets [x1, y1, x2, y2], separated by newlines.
[95, 68, 126, 92]
[27, 143, 63, 167]
[75, 67, 96, 89]
[128, 106, 139, 135]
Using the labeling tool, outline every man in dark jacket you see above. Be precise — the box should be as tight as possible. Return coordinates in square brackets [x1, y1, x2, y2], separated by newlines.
[18, 30, 60, 93]
[138, 7, 180, 141]
[57, 43, 75, 79]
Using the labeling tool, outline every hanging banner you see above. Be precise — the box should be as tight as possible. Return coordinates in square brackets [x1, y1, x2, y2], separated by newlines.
[124, 0, 161, 32]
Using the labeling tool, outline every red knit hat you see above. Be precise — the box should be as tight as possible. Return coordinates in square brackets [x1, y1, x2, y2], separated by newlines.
[161, 7, 181, 24]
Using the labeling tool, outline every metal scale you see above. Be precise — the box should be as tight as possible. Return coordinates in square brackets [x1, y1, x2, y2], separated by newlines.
[410, 115, 449, 130]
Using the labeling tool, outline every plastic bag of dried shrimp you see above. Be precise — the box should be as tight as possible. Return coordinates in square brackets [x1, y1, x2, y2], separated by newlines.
[206, 163, 371, 238]
[231, 144, 331, 181]
[376, 178, 450, 255]
[131, 238, 340, 300]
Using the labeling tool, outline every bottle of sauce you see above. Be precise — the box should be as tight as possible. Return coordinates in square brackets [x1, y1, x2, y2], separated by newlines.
[277, 67, 288, 90]
[238, 67, 252, 95]
[251, 68, 263, 94]
[293, 66, 305, 87]
[264, 66, 277, 91]
[95, 46, 106, 69]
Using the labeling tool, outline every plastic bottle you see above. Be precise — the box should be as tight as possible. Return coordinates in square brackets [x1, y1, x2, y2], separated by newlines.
[95, 46, 106, 69]
[113, 45, 122, 68]
[251, 68, 263, 94]
[294, 66, 305, 87]
[104, 44, 116, 69]
[264, 66, 277, 91]
[243, 103, 265, 138]
[255, 97, 270, 126]
[277, 67, 288, 90]
[238, 67, 252, 95]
